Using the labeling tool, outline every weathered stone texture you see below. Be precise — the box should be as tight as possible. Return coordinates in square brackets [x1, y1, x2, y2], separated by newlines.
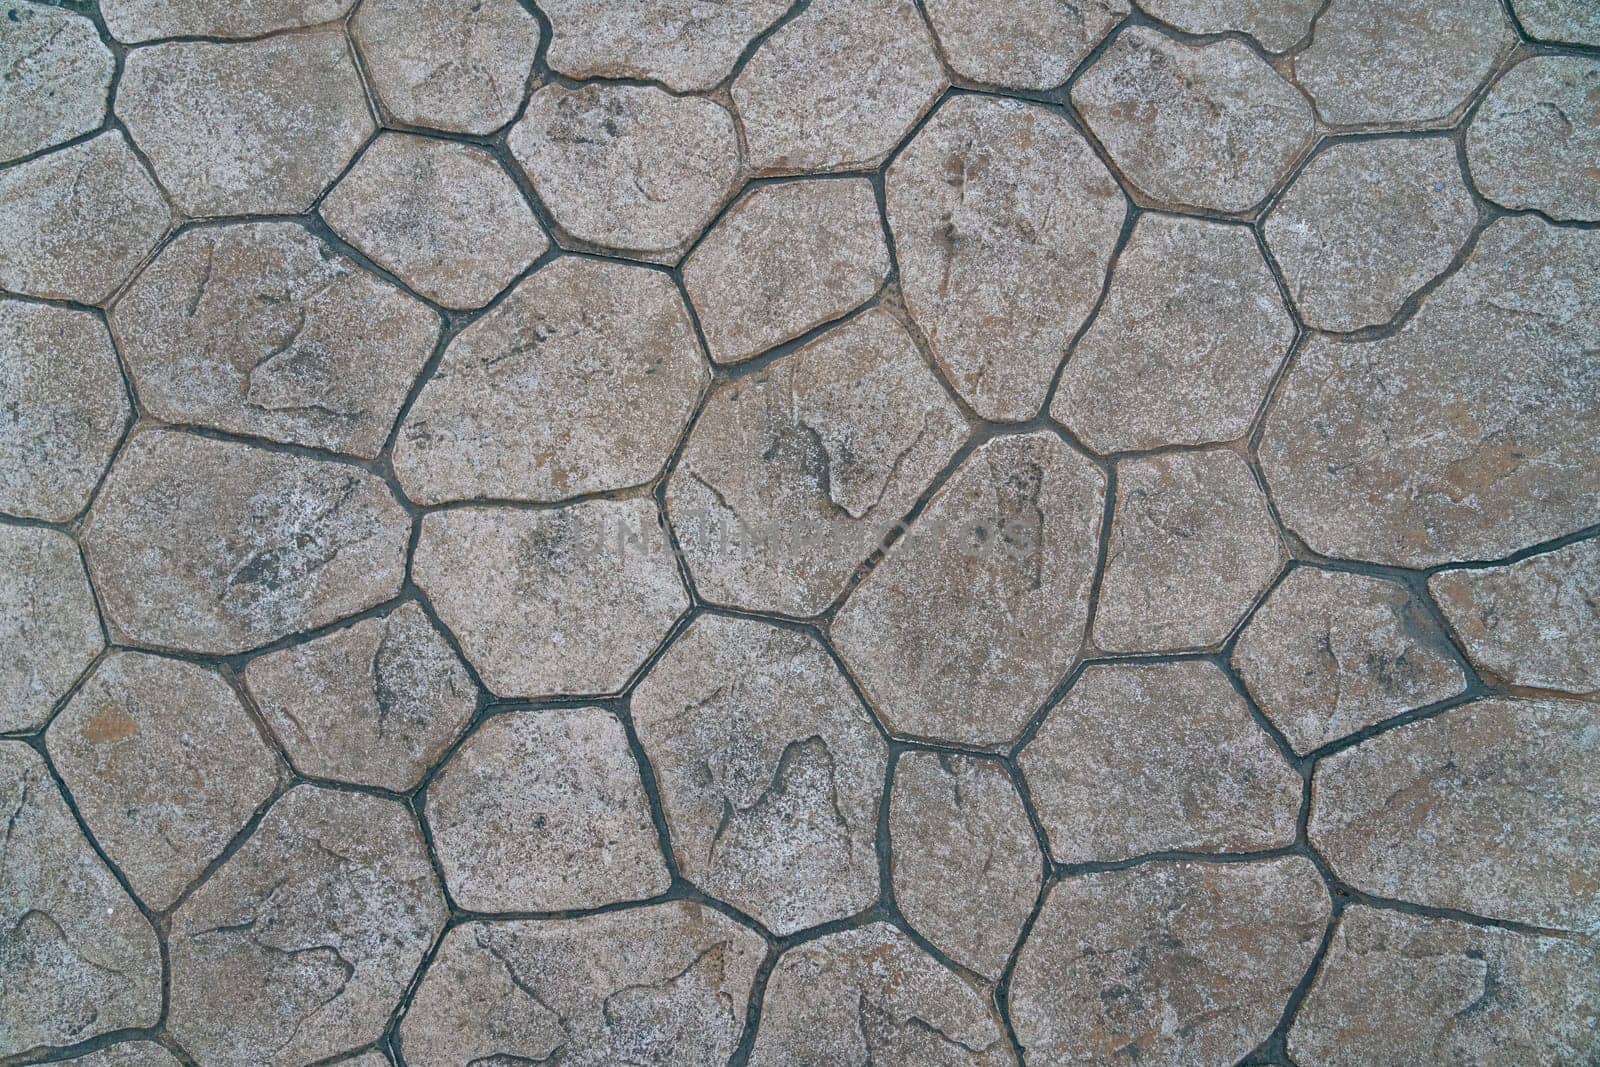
[1142, 0, 1321, 51]
[542, 0, 790, 91]
[1467, 56, 1600, 223]
[101, 0, 355, 41]
[923, 0, 1128, 90]
[59, 1042, 183, 1067]
[0, 523, 103, 734]
[1512, 0, 1600, 44]
[0, 3, 112, 163]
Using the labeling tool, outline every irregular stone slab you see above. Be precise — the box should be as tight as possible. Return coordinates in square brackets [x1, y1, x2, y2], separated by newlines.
[542, 0, 790, 91]
[667, 310, 969, 616]
[0, 742, 161, 1058]
[0, 299, 129, 522]
[1512, 0, 1600, 44]
[113, 221, 439, 459]
[352, 0, 540, 135]
[0, 3, 112, 163]
[733, 0, 946, 173]
[1467, 56, 1600, 223]
[413, 500, 688, 697]
[116, 30, 374, 217]
[60, 1042, 183, 1067]
[1073, 28, 1314, 213]
[509, 84, 740, 263]
[1310, 698, 1600, 931]
[47, 652, 281, 911]
[683, 178, 890, 365]
[1052, 214, 1292, 452]
[751, 923, 1013, 1065]
[887, 95, 1124, 421]
[399, 903, 765, 1064]
[0, 132, 170, 304]
[1141, 0, 1320, 51]
[632, 615, 886, 935]
[321, 133, 548, 310]
[243, 602, 479, 793]
[393, 257, 705, 505]
[1094, 449, 1284, 653]
[101, 0, 353, 41]
[1260, 217, 1600, 567]
[0, 524, 102, 734]
[834, 432, 1104, 745]
[1233, 568, 1466, 755]
[82, 430, 409, 655]
[1010, 857, 1330, 1066]
[426, 708, 669, 912]
[167, 786, 446, 1067]
[889, 753, 1041, 977]
[923, 0, 1127, 90]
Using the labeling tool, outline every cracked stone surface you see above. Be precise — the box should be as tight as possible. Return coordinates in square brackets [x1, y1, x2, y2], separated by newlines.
[922, 0, 1127, 90]
[0, 3, 112, 164]
[542, 0, 790, 92]
[1142, 0, 1321, 52]
[100, 0, 355, 41]
[1467, 56, 1600, 224]
[1512, 0, 1600, 45]
[0, 523, 103, 734]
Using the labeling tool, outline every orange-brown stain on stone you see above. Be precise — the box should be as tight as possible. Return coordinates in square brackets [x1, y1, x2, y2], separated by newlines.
[81, 703, 139, 743]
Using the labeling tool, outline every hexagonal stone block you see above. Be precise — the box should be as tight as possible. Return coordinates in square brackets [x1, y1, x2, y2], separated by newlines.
[0, 524, 102, 734]
[57, 1042, 182, 1067]
[923, 0, 1127, 90]
[888, 95, 1124, 421]
[632, 615, 887, 935]
[1141, 0, 1321, 51]
[101, 0, 354, 41]
[0, 3, 112, 163]
[542, 0, 790, 91]
[1512, 0, 1600, 44]
[1468, 56, 1600, 223]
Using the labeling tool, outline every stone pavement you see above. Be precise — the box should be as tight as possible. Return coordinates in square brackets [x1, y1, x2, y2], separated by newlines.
[1, 0, 1598, 1064]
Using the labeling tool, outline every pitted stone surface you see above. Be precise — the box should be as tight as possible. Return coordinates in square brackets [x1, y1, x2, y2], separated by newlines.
[833, 432, 1105, 746]
[923, 0, 1127, 90]
[631, 615, 886, 935]
[100, 0, 354, 41]
[59, 1043, 183, 1067]
[887, 95, 1124, 421]
[1141, 0, 1321, 51]
[542, 0, 790, 91]
[1052, 214, 1293, 452]
[0, 3, 112, 164]
[1512, 0, 1600, 44]
[667, 309, 969, 616]
[1467, 56, 1600, 224]
[0, 524, 102, 734]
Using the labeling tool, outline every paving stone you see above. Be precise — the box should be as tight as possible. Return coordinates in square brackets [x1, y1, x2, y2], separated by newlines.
[1094, 449, 1285, 653]
[0, 132, 170, 305]
[631, 615, 886, 935]
[82, 430, 409, 655]
[100, 0, 353, 40]
[922, 0, 1127, 90]
[667, 309, 969, 616]
[683, 178, 890, 366]
[1010, 857, 1330, 1066]
[0, 3, 112, 163]
[509, 84, 741, 263]
[1073, 27, 1314, 213]
[1260, 216, 1600, 568]
[1052, 214, 1293, 452]
[542, 0, 790, 91]
[412, 500, 688, 698]
[1289, 906, 1600, 1065]
[733, 0, 947, 174]
[320, 133, 548, 310]
[889, 752, 1041, 978]
[1266, 136, 1479, 332]
[393, 257, 705, 505]
[59, 1042, 183, 1067]
[1467, 56, 1600, 224]
[243, 602, 479, 793]
[0, 299, 129, 522]
[0, 742, 161, 1057]
[1512, 0, 1600, 45]
[1233, 568, 1466, 755]
[425, 708, 669, 912]
[115, 30, 374, 217]
[0, 524, 102, 734]
[399, 903, 765, 1065]
[1141, 0, 1321, 52]
[833, 432, 1105, 746]
[887, 95, 1125, 421]
[46, 652, 280, 911]
[1310, 697, 1600, 931]
[167, 785, 446, 1066]
[750, 922, 1013, 1065]
[112, 221, 440, 460]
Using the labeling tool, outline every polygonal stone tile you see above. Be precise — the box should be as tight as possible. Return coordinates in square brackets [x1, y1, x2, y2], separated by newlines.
[1233, 568, 1466, 755]
[733, 0, 947, 174]
[243, 602, 479, 793]
[509, 84, 741, 263]
[889, 752, 1041, 978]
[167, 786, 446, 1067]
[0, 3, 112, 163]
[1052, 214, 1293, 452]
[667, 309, 968, 616]
[1094, 449, 1285, 653]
[425, 708, 669, 912]
[58, 1042, 182, 1067]
[1073, 27, 1314, 213]
[631, 615, 886, 935]
[320, 133, 548, 310]
[1467, 56, 1600, 223]
[393, 257, 705, 505]
[542, 0, 791, 91]
[1512, 0, 1600, 44]
[112, 221, 440, 459]
[0, 742, 161, 1058]
[1010, 857, 1330, 1066]
[412, 500, 688, 698]
[82, 430, 410, 655]
[0, 524, 102, 734]
[0, 299, 129, 522]
[683, 178, 890, 365]
[399, 904, 765, 1064]
[922, 0, 1127, 90]
[1310, 697, 1600, 931]
[750, 923, 1013, 1065]
[888, 95, 1125, 421]
[1141, 0, 1321, 51]
[1260, 216, 1600, 568]
[115, 30, 374, 217]
[833, 432, 1104, 745]
[101, 0, 355, 41]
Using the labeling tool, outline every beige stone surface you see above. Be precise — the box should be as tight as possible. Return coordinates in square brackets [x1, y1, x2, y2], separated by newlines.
[542, 0, 791, 91]
[0, 523, 103, 734]
[101, 0, 354, 41]
[60, 1042, 183, 1067]
[1512, 0, 1600, 44]
[0, 3, 112, 163]
[1142, 0, 1321, 51]
[923, 0, 1127, 90]
[1467, 56, 1600, 223]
